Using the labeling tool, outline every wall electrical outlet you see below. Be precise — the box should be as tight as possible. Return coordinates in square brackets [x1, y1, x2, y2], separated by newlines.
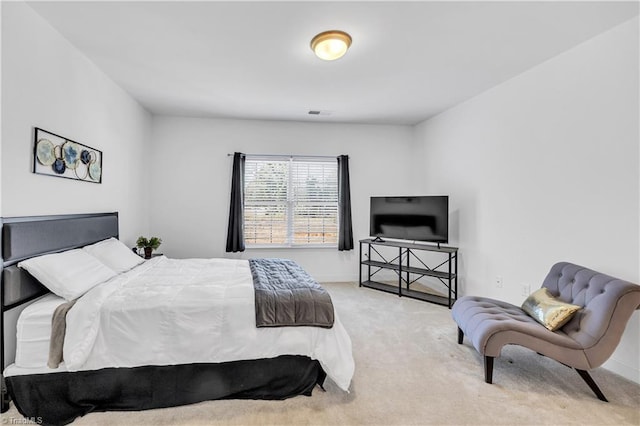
[521, 283, 531, 296]
[496, 276, 503, 288]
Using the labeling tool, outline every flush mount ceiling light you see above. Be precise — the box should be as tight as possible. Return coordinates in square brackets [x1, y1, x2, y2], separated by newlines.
[310, 30, 352, 61]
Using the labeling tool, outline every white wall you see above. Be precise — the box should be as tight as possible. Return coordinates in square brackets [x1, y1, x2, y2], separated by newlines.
[1, 2, 151, 246]
[149, 116, 415, 281]
[1, 2, 152, 367]
[413, 17, 640, 383]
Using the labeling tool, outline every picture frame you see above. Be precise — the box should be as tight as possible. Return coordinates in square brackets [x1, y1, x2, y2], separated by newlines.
[32, 127, 103, 184]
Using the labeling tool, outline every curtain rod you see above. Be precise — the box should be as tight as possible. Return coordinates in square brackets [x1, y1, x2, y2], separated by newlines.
[227, 153, 337, 159]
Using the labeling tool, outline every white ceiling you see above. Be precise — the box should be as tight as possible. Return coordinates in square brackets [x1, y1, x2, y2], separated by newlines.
[28, 1, 639, 125]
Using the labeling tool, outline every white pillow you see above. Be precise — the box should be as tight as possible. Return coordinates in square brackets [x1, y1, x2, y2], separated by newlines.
[83, 237, 144, 273]
[18, 249, 117, 301]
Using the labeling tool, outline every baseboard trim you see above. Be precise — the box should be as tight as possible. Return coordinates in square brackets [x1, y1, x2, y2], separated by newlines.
[316, 275, 359, 284]
[602, 357, 640, 384]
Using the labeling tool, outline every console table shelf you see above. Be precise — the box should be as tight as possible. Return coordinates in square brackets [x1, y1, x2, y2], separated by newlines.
[359, 239, 458, 308]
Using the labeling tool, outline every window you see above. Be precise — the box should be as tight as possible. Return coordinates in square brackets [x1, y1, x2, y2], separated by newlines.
[244, 156, 338, 247]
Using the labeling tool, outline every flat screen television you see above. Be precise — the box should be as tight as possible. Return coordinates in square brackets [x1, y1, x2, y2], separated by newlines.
[370, 196, 449, 243]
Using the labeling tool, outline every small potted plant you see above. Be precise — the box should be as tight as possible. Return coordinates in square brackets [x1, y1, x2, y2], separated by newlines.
[136, 236, 162, 259]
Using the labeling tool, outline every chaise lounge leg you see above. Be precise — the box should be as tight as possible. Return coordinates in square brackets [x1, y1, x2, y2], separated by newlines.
[457, 327, 464, 344]
[484, 356, 494, 384]
[575, 369, 608, 402]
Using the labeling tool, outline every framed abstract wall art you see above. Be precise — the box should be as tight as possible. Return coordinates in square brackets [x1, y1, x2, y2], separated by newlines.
[33, 127, 102, 183]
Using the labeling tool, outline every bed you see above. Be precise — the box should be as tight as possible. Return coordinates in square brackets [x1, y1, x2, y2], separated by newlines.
[1, 212, 354, 425]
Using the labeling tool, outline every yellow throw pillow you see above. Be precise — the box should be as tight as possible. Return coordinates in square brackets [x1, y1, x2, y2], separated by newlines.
[521, 288, 581, 331]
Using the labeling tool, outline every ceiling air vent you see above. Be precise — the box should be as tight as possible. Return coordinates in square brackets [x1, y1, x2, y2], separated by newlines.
[308, 110, 332, 116]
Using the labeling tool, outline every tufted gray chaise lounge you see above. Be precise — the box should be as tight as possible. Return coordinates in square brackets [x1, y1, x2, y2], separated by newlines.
[452, 262, 640, 401]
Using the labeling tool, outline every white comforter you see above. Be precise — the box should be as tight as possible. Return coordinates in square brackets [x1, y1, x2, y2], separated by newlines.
[64, 257, 354, 391]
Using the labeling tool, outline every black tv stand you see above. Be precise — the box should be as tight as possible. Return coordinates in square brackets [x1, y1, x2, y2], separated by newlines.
[372, 236, 385, 242]
[359, 238, 458, 308]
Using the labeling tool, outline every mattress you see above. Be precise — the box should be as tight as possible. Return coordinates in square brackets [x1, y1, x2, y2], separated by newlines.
[15, 293, 66, 368]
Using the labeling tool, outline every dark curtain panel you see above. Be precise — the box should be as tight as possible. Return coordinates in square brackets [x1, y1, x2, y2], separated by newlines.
[226, 152, 246, 252]
[337, 155, 354, 251]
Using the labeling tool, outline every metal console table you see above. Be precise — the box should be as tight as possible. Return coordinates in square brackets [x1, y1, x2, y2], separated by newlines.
[359, 238, 458, 308]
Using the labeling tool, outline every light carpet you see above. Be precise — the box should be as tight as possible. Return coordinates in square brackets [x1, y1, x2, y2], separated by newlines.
[6, 282, 640, 425]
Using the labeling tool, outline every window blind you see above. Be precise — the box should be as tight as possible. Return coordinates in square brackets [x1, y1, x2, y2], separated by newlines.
[244, 156, 338, 246]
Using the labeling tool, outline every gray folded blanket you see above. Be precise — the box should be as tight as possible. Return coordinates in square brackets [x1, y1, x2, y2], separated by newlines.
[249, 258, 334, 328]
[48, 299, 77, 368]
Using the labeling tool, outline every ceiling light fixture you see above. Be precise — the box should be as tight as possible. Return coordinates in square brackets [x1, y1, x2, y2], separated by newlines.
[310, 30, 352, 61]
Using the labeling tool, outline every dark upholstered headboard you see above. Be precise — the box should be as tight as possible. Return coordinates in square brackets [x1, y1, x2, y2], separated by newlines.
[1, 212, 118, 371]
[3, 214, 118, 264]
[1, 212, 118, 308]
